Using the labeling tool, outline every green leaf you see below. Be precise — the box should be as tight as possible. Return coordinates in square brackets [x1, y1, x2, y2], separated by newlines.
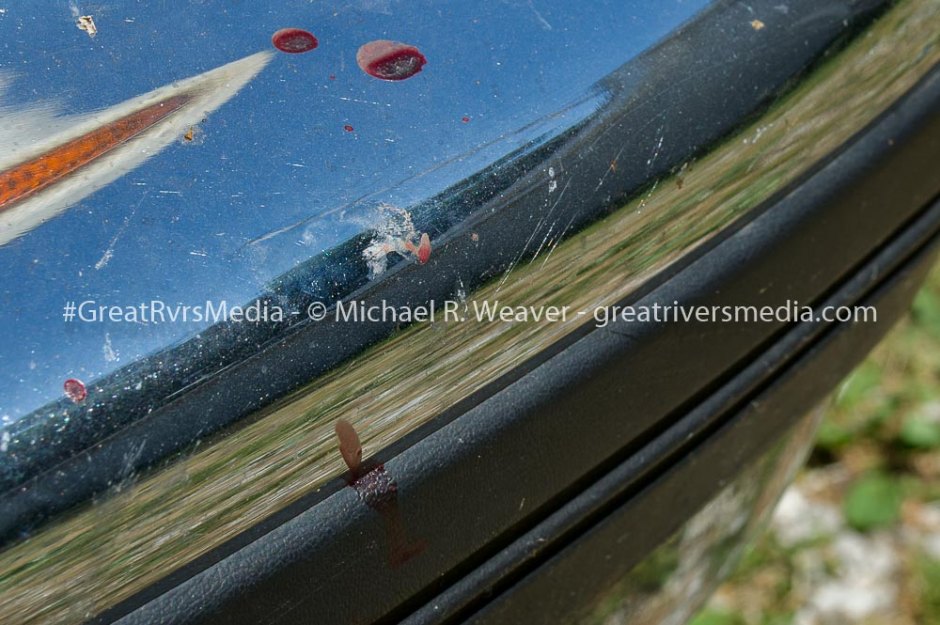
[843, 471, 903, 532]
[815, 420, 853, 451]
[688, 609, 746, 625]
[835, 362, 882, 409]
[912, 289, 940, 341]
[899, 415, 940, 450]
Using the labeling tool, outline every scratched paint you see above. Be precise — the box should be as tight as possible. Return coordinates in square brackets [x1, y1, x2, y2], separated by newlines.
[271, 28, 319, 54]
[334, 419, 425, 566]
[356, 40, 427, 81]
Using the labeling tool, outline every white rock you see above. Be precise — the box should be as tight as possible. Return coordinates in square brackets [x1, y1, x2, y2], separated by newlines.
[772, 487, 843, 547]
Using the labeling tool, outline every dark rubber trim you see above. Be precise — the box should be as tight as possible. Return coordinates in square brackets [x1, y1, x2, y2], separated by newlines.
[106, 59, 940, 625]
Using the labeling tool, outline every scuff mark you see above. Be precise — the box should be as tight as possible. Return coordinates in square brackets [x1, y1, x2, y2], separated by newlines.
[95, 190, 146, 270]
[594, 143, 626, 192]
[527, 0, 552, 30]
[499, 177, 570, 290]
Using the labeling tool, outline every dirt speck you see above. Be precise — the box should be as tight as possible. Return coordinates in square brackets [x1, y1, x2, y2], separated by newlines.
[77, 15, 96, 38]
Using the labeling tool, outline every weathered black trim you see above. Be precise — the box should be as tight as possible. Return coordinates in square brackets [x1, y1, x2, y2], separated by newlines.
[105, 55, 940, 625]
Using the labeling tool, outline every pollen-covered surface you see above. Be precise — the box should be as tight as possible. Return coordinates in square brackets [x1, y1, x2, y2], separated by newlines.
[0, 95, 190, 212]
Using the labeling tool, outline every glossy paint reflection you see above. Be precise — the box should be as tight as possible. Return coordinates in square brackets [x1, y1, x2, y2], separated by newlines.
[1, 1, 938, 623]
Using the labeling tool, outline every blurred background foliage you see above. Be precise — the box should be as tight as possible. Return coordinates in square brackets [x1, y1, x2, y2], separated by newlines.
[691, 262, 940, 625]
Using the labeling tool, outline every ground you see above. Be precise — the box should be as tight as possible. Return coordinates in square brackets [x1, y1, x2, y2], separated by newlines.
[691, 260, 940, 625]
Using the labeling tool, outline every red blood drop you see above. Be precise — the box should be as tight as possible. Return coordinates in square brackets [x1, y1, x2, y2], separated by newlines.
[356, 40, 427, 81]
[461, 116, 470, 123]
[343, 124, 354, 132]
[272, 28, 319, 54]
[416, 233, 431, 264]
[64, 378, 87, 403]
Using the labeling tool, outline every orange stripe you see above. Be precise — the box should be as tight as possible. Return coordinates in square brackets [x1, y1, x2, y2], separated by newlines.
[0, 94, 191, 212]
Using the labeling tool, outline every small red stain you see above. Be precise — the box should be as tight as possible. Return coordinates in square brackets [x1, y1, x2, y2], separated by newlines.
[416, 233, 431, 264]
[343, 124, 355, 133]
[403, 232, 431, 264]
[272, 28, 319, 54]
[461, 116, 470, 123]
[64, 378, 87, 403]
[357, 40, 427, 81]
[328, 74, 336, 81]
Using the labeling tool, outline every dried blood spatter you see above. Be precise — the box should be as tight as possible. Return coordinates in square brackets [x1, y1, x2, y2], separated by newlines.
[333, 420, 426, 567]
[416, 233, 431, 264]
[357, 40, 427, 81]
[64, 378, 87, 403]
[403, 232, 431, 264]
[272, 28, 319, 54]
[461, 116, 470, 123]
[343, 124, 354, 133]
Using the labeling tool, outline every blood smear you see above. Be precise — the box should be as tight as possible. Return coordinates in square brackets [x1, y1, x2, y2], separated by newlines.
[356, 40, 427, 81]
[272, 28, 319, 54]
